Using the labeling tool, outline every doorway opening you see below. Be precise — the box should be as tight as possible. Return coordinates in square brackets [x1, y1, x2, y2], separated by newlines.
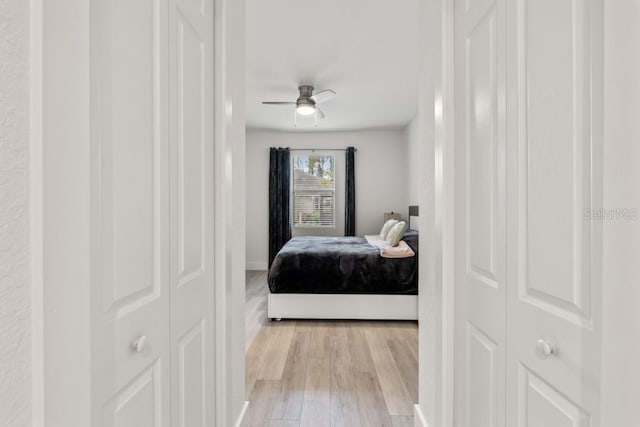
[242, 0, 423, 425]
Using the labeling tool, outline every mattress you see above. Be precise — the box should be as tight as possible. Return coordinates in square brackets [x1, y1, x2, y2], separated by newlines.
[267, 230, 418, 295]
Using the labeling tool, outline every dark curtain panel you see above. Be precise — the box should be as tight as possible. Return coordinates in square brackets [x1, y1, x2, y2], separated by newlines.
[345, 146, 356, 236]
[268, 147, 291, 268]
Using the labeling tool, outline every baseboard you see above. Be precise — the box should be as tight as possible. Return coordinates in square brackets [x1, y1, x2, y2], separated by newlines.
[246, 261, 268, 271]
[414, 404, 430, 427]
[233, 401, 250, 427]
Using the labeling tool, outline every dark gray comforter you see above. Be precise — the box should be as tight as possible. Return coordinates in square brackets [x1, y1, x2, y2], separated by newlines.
[267, 230, 418, 295]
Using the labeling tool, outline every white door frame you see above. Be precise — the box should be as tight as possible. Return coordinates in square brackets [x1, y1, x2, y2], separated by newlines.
[213, 0, 249, 425]
[600, 1, 640, 425]
[30, 0, 44, 425]
[38, 0, 93, 424]
[414, 0, 456, 426]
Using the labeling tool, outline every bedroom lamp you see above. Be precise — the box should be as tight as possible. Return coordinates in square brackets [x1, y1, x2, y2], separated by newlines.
[384, 212, 402, 222]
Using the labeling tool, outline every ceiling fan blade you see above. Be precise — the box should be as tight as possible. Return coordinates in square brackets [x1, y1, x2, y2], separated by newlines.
[309, 89, 336, 104]
[262, 101, 296, 105]
[316, 108, 326, 119]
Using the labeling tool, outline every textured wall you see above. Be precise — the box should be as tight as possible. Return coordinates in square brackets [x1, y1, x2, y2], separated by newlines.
[0, 0, 31, 426]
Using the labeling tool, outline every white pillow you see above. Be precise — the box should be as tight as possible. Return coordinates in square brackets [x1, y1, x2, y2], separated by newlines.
[385, 221, 408, 247]
[379, 219, 399, 240]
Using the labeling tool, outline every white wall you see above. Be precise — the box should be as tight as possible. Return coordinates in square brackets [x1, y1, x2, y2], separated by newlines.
[405, 115, 420, 207]
[0, 1, 32, 425]
[246, 128, 408, 270]
[404, 114, 422, 230]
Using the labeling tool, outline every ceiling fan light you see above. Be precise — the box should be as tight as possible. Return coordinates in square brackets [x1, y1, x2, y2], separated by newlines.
[296, 104, 315, 116]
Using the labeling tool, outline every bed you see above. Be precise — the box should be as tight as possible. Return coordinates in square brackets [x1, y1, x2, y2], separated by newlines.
[267, 229, 418, 320]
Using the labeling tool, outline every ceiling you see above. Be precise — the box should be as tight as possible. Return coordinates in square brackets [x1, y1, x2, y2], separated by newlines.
[245, 0, 419, 132]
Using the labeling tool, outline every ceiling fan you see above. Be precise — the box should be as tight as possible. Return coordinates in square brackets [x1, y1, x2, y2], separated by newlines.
[262, 85, 336, 126]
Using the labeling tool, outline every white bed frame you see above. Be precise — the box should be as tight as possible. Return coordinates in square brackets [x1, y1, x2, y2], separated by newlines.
[267, 292, 418, 320]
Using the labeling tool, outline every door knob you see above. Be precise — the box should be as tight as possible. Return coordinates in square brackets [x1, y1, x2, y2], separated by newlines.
[131, 335, 147, 353]
[535, 339, 555, 359]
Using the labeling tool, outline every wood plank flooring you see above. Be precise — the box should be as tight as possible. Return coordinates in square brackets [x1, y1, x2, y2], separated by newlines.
[245, 271, 418, 427]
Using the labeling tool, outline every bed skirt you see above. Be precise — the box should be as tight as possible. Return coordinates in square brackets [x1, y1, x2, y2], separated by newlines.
[267, 292, 418, 320]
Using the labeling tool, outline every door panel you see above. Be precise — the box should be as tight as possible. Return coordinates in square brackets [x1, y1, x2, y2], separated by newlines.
[98, 0, 163, 317]
[169, 0, 215, 425]
[454, 0, 507, 426]
[178, 321, 206, 427]
[505, 0, 602, 425]
[102, 363, 162, 427]
[466, 323, 499, 427]
[467, 6, 498, 287]
[176, 10, 206, 286]
[105, 0, 158, 311]
[519, 0, 592, 322]
[91, 0, 171, 425]
[519, 365, 590, 427]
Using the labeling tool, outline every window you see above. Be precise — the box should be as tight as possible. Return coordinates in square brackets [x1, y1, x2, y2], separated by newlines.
[292, 154, 335, 228]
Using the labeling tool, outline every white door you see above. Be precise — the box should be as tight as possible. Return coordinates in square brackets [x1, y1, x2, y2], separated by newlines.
[503, 0, 602, 425]
[454, 0, 508, 425]
[90, 0, 215, 425]
[168, 0, 215, 425]
[454, 0, 603, 425]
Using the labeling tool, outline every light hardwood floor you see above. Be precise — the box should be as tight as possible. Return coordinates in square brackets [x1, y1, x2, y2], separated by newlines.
[245, 270, 418, 427]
